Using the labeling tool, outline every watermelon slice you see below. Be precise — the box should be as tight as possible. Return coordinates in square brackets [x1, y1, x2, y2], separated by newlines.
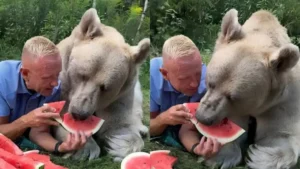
[44, 101, 66, 114]
[45, 101, 105, 135]
[183, 102, 245, 144]
[150, 150, 177, 169]
[0, 148, 44, 169]
[55, 112, 105, 135]
[23, 150, 51, 163]
[0, 133, 23, 155]
[0, 158, 16, 169]
[121, 152, 151, 169]
[23, 150, 68, 169]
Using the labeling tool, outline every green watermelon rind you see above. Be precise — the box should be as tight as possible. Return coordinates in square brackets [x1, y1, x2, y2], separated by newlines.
[121, 152, 150, 169]
[183, 103, 246, 145]
[23, 150, 40, 155]
[35, 162, 45, 169]
[54, 115, 105, 135]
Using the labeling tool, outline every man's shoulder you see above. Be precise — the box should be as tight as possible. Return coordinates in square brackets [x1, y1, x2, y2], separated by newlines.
[0, 60, 20, 75]
[0, 60, 21, 94]
[150, 57, 163, 74]
[150, 57, 164, 90]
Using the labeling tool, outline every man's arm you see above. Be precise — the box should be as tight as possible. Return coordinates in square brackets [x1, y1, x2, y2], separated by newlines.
[179, 123, 201, 153]
[0, 116, 29, 140]
[150, 111, 168, 136]
[29, 126, 59, 152]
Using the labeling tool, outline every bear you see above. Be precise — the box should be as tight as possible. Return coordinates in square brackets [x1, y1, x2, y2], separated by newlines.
[195, 8, 300, 169]
[52, 8, 150, 161]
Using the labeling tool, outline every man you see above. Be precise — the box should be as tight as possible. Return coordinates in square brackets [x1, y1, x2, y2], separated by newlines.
[0, 36, 90, 155]
[150, 35, 221, 158]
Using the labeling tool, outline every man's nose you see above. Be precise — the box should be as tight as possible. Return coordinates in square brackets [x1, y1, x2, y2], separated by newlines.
[190, 78, 198, 88]
[51, 80, 58, 87]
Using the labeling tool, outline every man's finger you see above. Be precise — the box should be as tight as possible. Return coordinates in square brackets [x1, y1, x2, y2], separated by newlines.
[41, 104, 56, 112]
[38, 112, 61, 119]
[73, 132, 81, 149]
[42, 119, 59, 126]
[66, 133, 72, 145]
[173, 118, 191, 125]
[80, 131, 87, 146]
[174, 110, 193, 119]
[211, 138, 220, 155]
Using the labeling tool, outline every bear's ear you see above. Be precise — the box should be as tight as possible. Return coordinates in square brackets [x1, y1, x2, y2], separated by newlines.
[131, 38, 150, 64]
[216, 9, 244, 47]
[79, 8, 102, 39]
[269, 44, 300, 72]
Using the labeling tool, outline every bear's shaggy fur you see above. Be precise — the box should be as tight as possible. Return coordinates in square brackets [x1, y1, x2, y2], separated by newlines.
[53, 8, 150, 161]
[196, 8, 300, 169]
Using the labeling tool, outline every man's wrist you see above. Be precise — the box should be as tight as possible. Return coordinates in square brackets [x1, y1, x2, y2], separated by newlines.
[16, 116, 30, 128]
[53, 141, 64, 155]
[191, 142, 199, 154]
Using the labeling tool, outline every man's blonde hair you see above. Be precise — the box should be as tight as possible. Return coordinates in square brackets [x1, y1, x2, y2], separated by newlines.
[162, 35, 199, 59]
[22, 36, 59, 59]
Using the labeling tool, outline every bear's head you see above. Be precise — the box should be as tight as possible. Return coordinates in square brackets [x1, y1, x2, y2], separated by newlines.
[195, 9, 300, 125]
[58, 8, 150, 120]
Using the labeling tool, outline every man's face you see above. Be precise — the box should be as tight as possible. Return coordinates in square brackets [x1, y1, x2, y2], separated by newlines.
[21, 54, 62, 96]
[160, 50, 202, 96]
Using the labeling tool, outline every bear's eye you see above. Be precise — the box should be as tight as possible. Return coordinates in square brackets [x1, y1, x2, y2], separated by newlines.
[79, 74, 88, 81]
[225, 93, 237, 102]
[100, 84, 106, 92]
[208, 82, 215, 89]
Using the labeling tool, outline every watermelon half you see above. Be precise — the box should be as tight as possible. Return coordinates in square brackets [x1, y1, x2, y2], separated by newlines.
[23, 151, 67, 169]
[0, 133, 23, 155]
[183, 102, 245, 145]
[45, 101, 105, 135]
[150, 150, 177, 169]
[0, 158, 16, 169]
[0, 148, 44, 169]
[121, 152, 151, 169]
[55, 112, 105, 135]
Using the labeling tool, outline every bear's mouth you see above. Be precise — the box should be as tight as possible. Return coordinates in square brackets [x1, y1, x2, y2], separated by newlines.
[71, 112, 95, 121]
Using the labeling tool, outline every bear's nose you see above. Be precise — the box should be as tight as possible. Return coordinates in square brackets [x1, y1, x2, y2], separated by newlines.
[71, 112, 89, 121]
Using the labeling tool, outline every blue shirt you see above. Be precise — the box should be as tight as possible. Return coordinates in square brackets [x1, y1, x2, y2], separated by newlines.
[150, 57, 207, 113]
[0, 60, 61, 123]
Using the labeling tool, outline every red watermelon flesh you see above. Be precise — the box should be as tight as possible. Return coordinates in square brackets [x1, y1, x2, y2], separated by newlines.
[0, 148, 44, 169]
[23, 150, 50, 163]
[121, 152, 151, 169]
[44, 101, 66, 114]
[55, 112, 105, 135]
[150, 150, 177, 169]
[0, 133, 23, 155]
[183, 102, 245, 145]
[23, 150, 68, 169]
[0, 158, 16, 169]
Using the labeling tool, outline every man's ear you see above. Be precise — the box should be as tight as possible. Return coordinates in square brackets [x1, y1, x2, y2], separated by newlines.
[159, 68, 169, 81]
[20, 67, 29, 81]
[269, 43, 300, 73]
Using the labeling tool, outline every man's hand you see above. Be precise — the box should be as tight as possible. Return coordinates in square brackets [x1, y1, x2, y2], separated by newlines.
[58, 131, 92, 153]
[194, 137, 222, 159]
[159, 104, 193, 126]
[21, 104, 61, 127]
